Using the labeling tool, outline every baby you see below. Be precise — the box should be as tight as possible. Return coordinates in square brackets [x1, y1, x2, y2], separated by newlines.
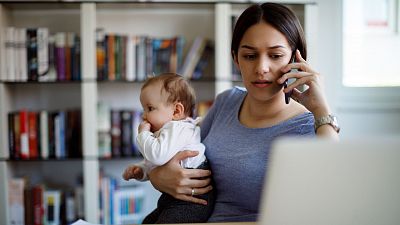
[122, 73, 214, 223]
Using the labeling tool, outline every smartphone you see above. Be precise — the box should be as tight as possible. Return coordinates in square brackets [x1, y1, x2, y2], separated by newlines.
[283, 53, 297, 104]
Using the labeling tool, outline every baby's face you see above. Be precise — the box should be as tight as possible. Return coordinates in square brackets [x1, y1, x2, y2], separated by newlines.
[140, 82, 175, 132]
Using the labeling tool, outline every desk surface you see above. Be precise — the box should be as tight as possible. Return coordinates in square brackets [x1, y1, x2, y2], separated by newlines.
[155, 223, 256, 225]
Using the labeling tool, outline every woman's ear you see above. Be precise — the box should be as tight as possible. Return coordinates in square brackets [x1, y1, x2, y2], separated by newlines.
[173, 102, 185, 120]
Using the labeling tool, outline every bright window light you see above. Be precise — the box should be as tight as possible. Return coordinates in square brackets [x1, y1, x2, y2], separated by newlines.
[343, 0, 400, 87]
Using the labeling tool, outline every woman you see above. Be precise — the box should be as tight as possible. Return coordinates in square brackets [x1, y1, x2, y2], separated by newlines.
[146, 2, 339, 222]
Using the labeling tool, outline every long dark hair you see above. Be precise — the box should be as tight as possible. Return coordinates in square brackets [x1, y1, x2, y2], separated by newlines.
[231, 3, 307, 60]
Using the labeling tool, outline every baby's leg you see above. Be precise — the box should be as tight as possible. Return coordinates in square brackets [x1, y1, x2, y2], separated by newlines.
[154, 192, 214, 224]
[141, 208, 161, 224]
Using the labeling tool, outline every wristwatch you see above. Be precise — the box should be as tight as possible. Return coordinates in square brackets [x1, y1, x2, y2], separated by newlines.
[314, 114, 340, 133]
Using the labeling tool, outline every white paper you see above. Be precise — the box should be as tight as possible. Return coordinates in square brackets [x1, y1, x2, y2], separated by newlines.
[71, 219, 102, 225]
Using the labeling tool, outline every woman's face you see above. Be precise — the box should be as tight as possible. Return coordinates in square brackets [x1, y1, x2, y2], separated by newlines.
[235, 21, 292, 103]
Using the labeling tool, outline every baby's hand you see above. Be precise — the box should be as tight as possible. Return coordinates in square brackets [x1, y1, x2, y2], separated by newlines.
[139, 120, 151, 133]
[123, 165, 144, 180]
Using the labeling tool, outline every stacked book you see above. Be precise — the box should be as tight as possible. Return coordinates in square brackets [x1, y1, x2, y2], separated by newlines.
[7, 109, 82, 160]
[0, 27, 81, 82]
[8, 177, 84, 225]
[97, 102, 142, 158]
[96, 29, 184, 82]
[99, 172, 145, 225]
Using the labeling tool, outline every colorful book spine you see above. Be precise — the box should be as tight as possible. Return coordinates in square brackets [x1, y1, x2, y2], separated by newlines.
[96, 28, 106, 80]
[28, 111, 39, 159]
[19, 110, 30, 159]
[110, 110, 121, 157]
[5, 27, 16, 81]
[17, 28, 28, 81]
[8, 178, 26, 225]
[107, 34, 115, 81]
[37, 27, 49, 78]
[72, 35, 81, 81]
[55, 32, 66, 81]
[43, 190, 61, 225]
[121, 110, 133, 156]
[40, 111, 49, 159]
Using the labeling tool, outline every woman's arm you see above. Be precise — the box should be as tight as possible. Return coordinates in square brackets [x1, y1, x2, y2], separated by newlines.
[148, 150, 213, 205]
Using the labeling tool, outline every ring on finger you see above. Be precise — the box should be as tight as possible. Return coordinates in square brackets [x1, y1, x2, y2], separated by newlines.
[191, 188, 195, 196]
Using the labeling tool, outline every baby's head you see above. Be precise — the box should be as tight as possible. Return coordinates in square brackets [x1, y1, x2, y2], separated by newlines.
[140, 73, 196, 132]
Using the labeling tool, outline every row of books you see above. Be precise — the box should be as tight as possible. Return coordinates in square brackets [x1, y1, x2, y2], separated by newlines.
[8, 109, 82, 160]
[8, 177, 84, 225]
[97, 103, 142, 159]
[96, 29, 214, 82]
[99, 173, 145, 225]
[0, 27, 81, 82]
[96, 29, 185, 82]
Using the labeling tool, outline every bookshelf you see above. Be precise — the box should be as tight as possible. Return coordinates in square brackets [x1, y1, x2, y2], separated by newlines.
[0, 1, 316, 224]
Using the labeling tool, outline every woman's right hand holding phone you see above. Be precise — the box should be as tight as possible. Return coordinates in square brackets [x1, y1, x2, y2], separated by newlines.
[148, 150, 213, 205]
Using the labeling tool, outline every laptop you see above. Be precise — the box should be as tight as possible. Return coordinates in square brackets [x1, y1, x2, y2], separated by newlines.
[258, 137, 400, 225]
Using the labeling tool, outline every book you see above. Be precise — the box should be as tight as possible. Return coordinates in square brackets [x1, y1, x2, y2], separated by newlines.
[8, 113, 15, 159]
[39, 34, 57, 82]
[136, 36, 146, 81]
[63, 190, 77, 224]
[48, 111, 57, 158]
[9, 178, 26, 225]
[66, 110, 82, 158]
[28, 111, 39, 159]
[110, 110, 121, 157]
[27, 28, 39, 81]
[97, 102, 111, 158]
[19, 110, 29, 159]
[16, 28, 28, 81]
[5, 27, 16, 81]
[55, 32, 66, 81]
[72, 35, 81, 81]
[43, 190, 61, 225]
[120, 110, 133, 156]
[65, 32, 75, 81]
[24, 187, 34, 225]
[37, 27, 49, 78]
[32, 185, 44, 225]
[40, 111, 49, 159]
[13, 112, 21, 159]
[113, 187, 145, 225]
[106, 34, 115, 81]
[180, 36, 207, 79]
[126, 35, 136, 81]
[96, 28, 106, 81]
[192, 40, 214, 80]
[54, 111, 66, 158]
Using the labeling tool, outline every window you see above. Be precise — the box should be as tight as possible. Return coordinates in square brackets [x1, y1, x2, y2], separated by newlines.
[343, 0, 400, 87]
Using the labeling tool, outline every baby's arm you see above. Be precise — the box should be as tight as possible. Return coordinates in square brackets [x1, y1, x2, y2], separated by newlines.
[137, 122, 190, 166]
[122, 160, 153, 181]
[123, 164, 144, 181]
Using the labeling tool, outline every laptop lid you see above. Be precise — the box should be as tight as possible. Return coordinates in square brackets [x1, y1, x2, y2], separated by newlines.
[259, 137, 400, 225]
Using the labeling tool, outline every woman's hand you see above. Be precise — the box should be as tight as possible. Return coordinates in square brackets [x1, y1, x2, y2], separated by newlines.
[278, 50, 330, 118]
[148, 150, 213, 205]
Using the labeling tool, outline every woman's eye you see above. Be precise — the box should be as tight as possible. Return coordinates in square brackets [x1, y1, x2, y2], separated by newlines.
[243, 54, 256, 60]
[270, 54, 284, 59]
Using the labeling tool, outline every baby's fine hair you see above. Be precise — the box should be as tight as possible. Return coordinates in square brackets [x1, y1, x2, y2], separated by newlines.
[142, 73, 196, 117]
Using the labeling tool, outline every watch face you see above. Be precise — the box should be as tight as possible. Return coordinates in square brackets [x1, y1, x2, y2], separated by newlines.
[330, 115, 340, 132]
